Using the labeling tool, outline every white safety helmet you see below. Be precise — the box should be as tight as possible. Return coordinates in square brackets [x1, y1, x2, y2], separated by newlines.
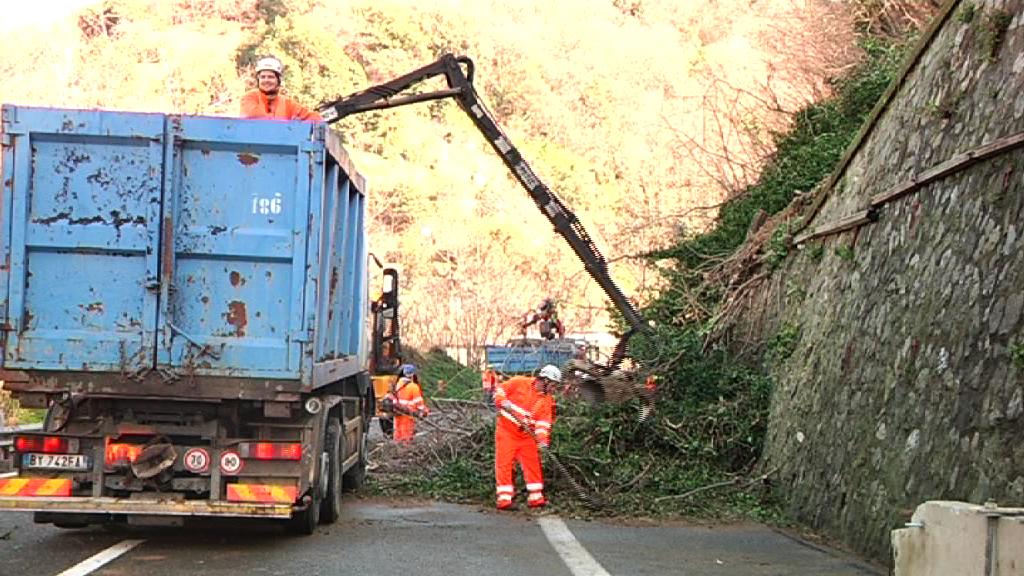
[538, 365, 562, 383]
[255, 56, 283, 78]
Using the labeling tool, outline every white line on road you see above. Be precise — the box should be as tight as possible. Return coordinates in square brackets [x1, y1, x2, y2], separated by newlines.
[0, 472, 15, 478]
[539, 516, 612, 576]
[56, 539, 144, 576]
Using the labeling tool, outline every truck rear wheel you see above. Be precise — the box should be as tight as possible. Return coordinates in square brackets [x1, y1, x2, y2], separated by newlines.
[320, 418, 343, 524]
[288, 426, 327, 534]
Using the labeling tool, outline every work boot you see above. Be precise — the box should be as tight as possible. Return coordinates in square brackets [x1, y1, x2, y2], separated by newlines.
[496, 502, 516, 511]
[527, 492, 546, 508]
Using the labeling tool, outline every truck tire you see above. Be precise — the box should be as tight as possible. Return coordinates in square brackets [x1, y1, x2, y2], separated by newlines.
[320, 418, 343, 524]
[288, 427, 326, 534]
[342, 418, 367, 491]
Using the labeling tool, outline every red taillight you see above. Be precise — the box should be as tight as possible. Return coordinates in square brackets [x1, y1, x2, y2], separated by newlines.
[105, 443, 143, 466]
[238, 442, 301, 461]
[14, 436, 70, 454]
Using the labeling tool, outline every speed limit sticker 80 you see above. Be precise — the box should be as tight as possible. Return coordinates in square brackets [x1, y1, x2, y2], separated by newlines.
[219, 451, 244, 475]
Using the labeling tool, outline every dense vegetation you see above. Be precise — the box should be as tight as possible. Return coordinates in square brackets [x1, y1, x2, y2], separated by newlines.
[0, 0, 936, 523]
[373, 32, 918, 519]
[1, 0, 869, 365]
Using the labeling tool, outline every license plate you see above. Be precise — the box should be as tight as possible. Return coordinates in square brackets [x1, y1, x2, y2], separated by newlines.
[22, 453, 90, 471]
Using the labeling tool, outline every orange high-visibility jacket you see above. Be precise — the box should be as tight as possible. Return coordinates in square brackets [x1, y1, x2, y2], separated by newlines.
[393, 377, 426, 442]
[493, 376, 554, 445]
[396, 378, 427, 416]
[239, 90, 322, 121]
[482, 370, 498, 392]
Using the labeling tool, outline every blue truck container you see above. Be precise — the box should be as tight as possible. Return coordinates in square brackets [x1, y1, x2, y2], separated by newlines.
[485, 338, 592, 375]
[0, 105, 383, 533]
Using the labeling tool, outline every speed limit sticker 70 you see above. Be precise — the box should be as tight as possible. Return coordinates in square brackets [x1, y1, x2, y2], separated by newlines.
[220, 451, 243, 475]
[183, 448, 210, 473]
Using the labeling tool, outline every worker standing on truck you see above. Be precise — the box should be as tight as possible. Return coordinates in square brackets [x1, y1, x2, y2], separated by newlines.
[520, 298, 565, 340]
[392, 364, 428, 442]
[493, 364, 560, 510]
[240, 56, 322, 121]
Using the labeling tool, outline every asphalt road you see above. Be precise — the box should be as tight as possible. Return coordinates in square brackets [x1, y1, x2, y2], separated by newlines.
[0, 499, 885, 576]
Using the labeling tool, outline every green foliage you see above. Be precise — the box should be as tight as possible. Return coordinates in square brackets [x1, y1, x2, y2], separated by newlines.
[406, 346, 482, 401]
[1012, 340, 1024, 371]
[957, 2, 976, 24]
[981, 10, 1012, 61]
[764, 221, 792, 270]
[835, 244, 855, 262]
[0, 391, 44, 426]
[768, 323, 801, 362]
[614, 32, 915, 519]
[654, 35, 907, 280]
[809, 243, 825, 262]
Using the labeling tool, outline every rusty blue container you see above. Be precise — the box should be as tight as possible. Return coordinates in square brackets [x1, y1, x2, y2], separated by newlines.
[0, 105, 367, 397]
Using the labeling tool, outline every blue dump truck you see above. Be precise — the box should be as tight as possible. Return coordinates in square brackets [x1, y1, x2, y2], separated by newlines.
[0, 105, 399, 533]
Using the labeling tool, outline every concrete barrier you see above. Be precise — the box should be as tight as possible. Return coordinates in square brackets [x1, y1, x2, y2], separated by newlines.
[892, 501, 1024, 576]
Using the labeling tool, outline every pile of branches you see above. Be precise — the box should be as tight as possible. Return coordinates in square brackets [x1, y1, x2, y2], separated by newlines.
[365, 394, 777, 518]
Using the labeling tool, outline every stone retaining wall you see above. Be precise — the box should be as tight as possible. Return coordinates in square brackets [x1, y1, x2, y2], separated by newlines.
[742, 0, 1024, 563]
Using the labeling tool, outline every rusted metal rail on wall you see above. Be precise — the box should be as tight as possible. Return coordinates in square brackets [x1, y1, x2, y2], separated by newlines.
[794, 131, 1024, 245]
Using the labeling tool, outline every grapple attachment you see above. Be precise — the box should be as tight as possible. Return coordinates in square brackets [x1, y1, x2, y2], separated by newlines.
[563, 359, 655, 422]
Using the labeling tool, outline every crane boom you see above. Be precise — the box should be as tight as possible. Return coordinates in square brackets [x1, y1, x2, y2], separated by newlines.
[320, 54, 652, 409]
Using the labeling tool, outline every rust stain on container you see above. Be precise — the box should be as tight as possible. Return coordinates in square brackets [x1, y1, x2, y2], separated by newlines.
[226, 301, 248, 337]
[162, 217, 174, 285]
[229, 271, 245, 287]
[85, 302, 104, 313]
[237, 153, 260, 166]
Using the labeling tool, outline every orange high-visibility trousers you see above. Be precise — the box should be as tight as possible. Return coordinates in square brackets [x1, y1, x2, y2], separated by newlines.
[494, 427, 545, 508]
[394, 415, 416, 441]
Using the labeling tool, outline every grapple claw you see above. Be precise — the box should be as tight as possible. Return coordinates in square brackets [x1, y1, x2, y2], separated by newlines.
[563, 359, 655, 419]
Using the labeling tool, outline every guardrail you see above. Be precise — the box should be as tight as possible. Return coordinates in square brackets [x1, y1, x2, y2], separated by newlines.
[0, 424, 43, 473]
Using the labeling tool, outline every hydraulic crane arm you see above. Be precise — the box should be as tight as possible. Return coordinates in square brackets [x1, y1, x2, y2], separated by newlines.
[320, 54, 652, 407]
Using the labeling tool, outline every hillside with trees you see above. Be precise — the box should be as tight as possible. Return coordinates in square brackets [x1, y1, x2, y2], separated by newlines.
[1, 0, 948, 553]
[1, 0, 882, 362]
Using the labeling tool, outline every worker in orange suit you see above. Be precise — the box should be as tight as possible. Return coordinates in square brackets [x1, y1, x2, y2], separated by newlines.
[240, 56, 322, 121]
[393, 364, 428, 442]
[493, 364, 559, 510]
[481, 364, 499, 403]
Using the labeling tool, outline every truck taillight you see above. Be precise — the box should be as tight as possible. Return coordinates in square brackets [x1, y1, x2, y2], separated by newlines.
[106, 443, 143, 466]
[238, 442, 301, 460]
[14, 436, 70, 454]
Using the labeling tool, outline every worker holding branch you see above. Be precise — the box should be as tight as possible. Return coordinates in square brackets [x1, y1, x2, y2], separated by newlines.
[389, 364, 428, 442]
[493, 365, 560, 510]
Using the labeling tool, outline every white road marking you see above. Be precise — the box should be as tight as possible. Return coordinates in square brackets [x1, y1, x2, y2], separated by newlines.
[539, 516, 612, 576]
[0, 471, 16, 478]
[56, 539, 144, 576]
